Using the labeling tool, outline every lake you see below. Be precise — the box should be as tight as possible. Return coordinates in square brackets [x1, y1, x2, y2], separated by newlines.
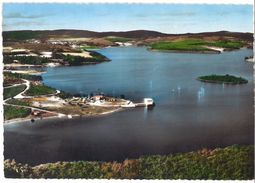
[4, 47, 254, 165]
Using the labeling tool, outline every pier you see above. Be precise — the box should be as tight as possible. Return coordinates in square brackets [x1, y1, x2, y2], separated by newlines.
[134, 98, 155, 107]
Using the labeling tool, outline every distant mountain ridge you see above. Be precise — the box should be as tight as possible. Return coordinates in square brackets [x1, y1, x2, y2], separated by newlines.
[2, 29, 253, 41]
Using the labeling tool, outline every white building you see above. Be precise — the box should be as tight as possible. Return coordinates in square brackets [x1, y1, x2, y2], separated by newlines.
[143, 98, 154, 106]
[11, 49, 30, 54]
[40, 52, 52, 58]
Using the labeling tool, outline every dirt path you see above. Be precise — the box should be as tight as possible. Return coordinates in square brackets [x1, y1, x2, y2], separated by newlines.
[4, 103, 64, 116]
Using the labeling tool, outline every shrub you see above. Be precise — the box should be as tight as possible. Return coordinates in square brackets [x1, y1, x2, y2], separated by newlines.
[4, 72, 42, 81]
[25, 84, 56, 96]
[4, 85, 26, 99]
[4, 145, 254, 179]
[4, 105, 31, 120]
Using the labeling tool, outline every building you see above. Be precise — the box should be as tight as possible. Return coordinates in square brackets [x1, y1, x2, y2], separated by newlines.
[3, 47, 13, 54]
[40, 52, 52, 58]
[92, 95, 104, 101]
[143, 98, 154, 106]
[11, 49, 30, 54]
[7, 48, 38, 57]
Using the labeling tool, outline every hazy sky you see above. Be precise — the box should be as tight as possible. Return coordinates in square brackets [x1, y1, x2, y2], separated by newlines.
[3, 3, 253, 33]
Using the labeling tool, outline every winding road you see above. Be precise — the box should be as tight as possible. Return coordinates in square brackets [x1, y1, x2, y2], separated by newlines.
[4, 79, 66, 120]
[13, 79, 30, 99]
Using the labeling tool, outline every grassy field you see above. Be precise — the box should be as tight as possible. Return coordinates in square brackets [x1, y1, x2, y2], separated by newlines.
[25, 84, 56, 96]
[4, 55, 51, 65]
[4, 105, 31, 120]
[50, 105, 118, 116]
[6, 99, 31, 106]
[3, 77, 23, 87]
[206, 41, 244, 49]
[80, 45, 100, 50]
[61, 51, 110, 66]
[4, 145, 254, 179]
[150, 39, 244, 52]
[198, 74, 248, 84]
[4, 85, 26, 99]
[106, 37, 132, 43]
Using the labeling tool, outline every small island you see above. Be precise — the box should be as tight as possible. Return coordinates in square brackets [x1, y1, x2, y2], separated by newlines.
[197, 74, 248, 84]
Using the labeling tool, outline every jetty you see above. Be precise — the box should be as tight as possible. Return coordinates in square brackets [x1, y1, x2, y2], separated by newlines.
[133, 98, 155, 107]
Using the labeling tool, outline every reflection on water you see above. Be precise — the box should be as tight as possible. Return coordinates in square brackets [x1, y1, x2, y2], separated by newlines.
[197, 86, 205, 102]
[4, 47, 254, 165]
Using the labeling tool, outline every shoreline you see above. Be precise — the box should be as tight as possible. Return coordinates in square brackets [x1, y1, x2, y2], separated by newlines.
[148, 46, 249, 54]
[4, 107, 124, 126]
[148, 48, 221, 54]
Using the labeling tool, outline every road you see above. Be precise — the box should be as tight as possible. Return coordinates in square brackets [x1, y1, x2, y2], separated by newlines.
[4, 82, 26, 89]
[14, 79, 30, 99]
[4, 103, 64, 116]
[4, 79, 66, 119]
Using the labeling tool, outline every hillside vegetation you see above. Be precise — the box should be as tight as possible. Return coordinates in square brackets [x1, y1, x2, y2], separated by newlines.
[4, 55, 51, 65]
[106, 37, 132, 43]
[6, 99, 31, 107]
[4, 85, 26, 99]
[3, 30, 253, 42]
[150, 39, 245, 52]
[4, 72, 42, 81]
[56, 51, 110, 66]
[25, 84, 56, 96]
[3, 31, 42, 40]
[4, 145, 254, 179]
[4, 105, 31, 120]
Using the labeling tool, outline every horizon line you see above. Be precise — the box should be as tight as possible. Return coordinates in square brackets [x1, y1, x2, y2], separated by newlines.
[3, 29, 253, 34]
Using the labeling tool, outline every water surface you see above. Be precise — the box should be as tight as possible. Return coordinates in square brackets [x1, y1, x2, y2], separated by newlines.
[4, 47, 254, 165]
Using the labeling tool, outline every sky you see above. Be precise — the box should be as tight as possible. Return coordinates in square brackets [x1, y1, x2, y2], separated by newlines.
[2, 3, 253, 33]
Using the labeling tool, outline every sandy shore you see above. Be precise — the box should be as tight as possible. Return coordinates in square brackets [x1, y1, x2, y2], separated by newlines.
[62, 51, 92, 58]
[4, 115, 58, 125]
[4, 70, 46, 75]
[203, 46, 224, 53]
[4, 63, 42, 67]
